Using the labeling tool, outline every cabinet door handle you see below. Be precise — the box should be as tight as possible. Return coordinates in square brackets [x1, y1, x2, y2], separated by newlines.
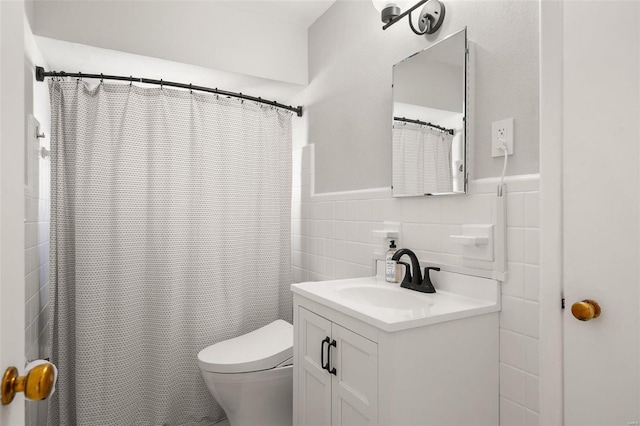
[321, 336, 331, 371]
[328, 339, 337, 376]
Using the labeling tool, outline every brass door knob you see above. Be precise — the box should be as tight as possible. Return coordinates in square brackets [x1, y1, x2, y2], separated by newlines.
[1, 361, 57, 405]
[571, 299, 601, 321]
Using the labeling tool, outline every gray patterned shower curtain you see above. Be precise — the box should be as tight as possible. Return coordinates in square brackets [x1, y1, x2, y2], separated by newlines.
[47, 81, 292, 425]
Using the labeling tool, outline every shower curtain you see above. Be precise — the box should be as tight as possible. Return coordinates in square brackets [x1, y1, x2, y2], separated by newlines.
[47, 81, 292, 425]
[392, 124, 454, 195]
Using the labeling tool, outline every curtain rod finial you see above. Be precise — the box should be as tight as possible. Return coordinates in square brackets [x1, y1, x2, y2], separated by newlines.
[35, 66, 45, 82]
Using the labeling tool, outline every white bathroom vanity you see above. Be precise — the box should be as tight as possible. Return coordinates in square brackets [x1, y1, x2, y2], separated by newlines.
[291, 266, 500, 426]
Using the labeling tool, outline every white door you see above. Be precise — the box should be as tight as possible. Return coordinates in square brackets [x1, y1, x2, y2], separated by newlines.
[562, 1, 640, 425]
[0, 1, 26, 425]
[296, 307, 333, 426]
[330, 324, 377, 426]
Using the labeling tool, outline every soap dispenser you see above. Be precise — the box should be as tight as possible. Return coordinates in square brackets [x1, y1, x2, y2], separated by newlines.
[385, 240, 400, 283]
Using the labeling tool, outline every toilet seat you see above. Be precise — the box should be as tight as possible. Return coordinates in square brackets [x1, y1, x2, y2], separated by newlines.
[198, 320, 293, 374]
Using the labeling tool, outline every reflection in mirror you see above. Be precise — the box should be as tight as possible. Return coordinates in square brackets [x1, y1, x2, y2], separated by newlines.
[392, 28, 467, 197]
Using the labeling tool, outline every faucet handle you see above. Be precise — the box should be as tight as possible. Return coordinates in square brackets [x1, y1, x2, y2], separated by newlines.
[396, 261, 412, 284]
[421, 267, 440, 293]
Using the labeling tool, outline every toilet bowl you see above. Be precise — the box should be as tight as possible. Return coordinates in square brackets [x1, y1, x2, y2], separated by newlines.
[197, 320, 293, 426]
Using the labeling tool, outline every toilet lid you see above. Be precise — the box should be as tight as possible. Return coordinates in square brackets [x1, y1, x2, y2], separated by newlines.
[197, 320, 293, 374]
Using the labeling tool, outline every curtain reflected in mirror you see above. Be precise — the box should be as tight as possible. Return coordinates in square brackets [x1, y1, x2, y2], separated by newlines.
[392, 121, 454, 196]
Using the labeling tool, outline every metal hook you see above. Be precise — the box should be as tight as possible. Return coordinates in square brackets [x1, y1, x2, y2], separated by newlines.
[160, 79, 163, 89]
[189, 83, 192, 94]
[100, 73, 104, 84]
[129, 76, 133, 87]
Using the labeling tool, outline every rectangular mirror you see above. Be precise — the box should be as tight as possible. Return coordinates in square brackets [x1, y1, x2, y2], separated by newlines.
[392, 28, 467, 197]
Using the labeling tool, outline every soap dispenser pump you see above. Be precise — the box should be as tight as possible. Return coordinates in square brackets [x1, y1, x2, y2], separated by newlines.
[385, 240, 399, 283]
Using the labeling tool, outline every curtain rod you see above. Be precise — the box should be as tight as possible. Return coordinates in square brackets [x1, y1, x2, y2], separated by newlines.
[393, 116, 454, 135]
[35, 66, 303, 117]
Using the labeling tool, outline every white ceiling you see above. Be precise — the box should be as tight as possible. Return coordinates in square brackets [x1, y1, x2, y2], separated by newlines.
[221, 0, 336, 28]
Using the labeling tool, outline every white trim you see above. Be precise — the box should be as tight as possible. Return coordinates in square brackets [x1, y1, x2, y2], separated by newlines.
[0, 2, 27, 424]
[311, 187, 392, 202]
[468, 174, 539, 194]
[539, 1, 564, 424]
[308, 175, 539, 201]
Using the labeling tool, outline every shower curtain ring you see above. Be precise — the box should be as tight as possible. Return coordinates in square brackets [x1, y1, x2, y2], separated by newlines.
[100, 73, 104, 84]
[190, 83, 192, 94]
[129, 76, 133, 87]
[160, 79, 163, 89]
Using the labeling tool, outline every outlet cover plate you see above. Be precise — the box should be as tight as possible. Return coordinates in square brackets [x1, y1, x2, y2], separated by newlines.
[491, 118, 514, 157]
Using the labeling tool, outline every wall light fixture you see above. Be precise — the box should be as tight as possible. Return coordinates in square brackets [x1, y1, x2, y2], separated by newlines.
[372, 0, 445, 35]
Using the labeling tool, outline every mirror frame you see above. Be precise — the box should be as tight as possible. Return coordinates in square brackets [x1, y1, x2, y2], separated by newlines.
[391, 27, 468, 197]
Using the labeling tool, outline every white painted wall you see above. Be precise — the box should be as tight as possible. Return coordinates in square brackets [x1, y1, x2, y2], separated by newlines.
[394, 55, 463, 113]
[393, 53, 464, 112]
[303, 0, 539, 193]
[31, 0, 310, 85]
[35, 37, 305, 107]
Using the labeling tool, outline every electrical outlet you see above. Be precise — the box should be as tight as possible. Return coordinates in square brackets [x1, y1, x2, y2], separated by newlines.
[491, 118, 514, 157]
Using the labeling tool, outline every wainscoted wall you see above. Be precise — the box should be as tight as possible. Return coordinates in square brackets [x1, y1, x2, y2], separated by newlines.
[305, 0, 539, 193]
[292, 144, 540, 425]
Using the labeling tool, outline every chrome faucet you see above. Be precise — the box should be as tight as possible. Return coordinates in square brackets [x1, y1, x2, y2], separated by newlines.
[391, 248, 440, 293]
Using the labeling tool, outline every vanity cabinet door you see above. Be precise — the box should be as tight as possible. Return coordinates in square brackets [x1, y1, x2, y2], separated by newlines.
[331, 324, 378, 426]
[296, 307, 332, 426]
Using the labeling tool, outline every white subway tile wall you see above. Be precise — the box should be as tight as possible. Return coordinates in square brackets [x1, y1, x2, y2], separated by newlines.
[25, 144, 50, 426]
[292, 145, 540, 425]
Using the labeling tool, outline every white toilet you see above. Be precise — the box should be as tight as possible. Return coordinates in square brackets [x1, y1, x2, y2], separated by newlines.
[197, 320, 294, 426]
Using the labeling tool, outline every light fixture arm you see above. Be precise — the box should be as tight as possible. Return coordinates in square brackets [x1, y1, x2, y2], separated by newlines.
[381, 0, 445, 35]
[382, 0, 427, 30]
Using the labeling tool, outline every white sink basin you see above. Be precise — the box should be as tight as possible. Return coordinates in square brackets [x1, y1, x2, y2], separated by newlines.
[290, 271, 500, 332]
[337, 285, 434, 310]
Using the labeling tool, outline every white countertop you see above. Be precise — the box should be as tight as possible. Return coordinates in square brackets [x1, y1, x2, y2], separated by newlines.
[290, 270, 500, 332]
